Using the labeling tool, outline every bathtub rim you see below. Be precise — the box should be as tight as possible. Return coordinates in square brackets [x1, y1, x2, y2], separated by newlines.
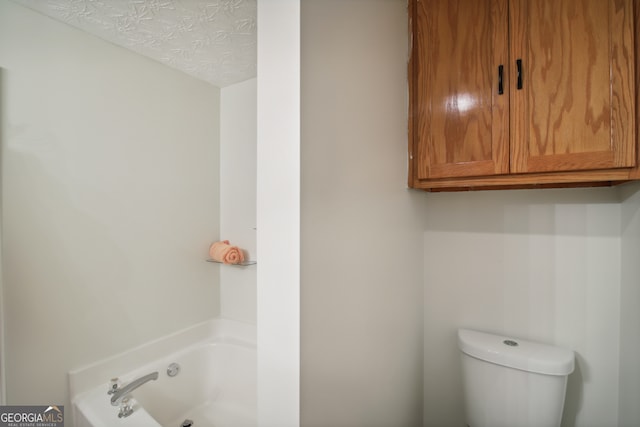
[68, 317, 256, 403]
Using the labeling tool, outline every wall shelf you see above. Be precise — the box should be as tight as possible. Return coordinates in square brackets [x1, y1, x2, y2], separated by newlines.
[206, 259, 256, 266]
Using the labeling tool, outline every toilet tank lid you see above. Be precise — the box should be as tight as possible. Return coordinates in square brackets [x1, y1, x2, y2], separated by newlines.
[458, 329, 575, 376]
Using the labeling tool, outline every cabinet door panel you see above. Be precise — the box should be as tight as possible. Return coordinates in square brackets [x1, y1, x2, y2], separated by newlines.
[510, 0, 636, 173]
[413, 0, 509, 179]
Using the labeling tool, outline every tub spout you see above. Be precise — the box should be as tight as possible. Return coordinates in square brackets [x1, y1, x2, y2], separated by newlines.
[110, 371, 159, 406]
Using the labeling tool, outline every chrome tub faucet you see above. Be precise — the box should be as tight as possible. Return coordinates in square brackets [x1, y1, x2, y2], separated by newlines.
[109, 371, 159, 417]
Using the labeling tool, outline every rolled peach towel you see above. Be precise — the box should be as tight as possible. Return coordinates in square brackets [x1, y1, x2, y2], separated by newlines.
[209, 240, 245, 265]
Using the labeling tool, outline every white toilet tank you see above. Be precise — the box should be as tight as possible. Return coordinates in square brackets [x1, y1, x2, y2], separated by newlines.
[458, 329, 574, 427]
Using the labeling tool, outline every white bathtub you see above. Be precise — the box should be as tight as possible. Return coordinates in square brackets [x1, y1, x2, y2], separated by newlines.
[70, 319, 256, 427]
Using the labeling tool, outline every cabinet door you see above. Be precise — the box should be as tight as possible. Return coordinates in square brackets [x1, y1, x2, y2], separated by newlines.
[510, 0, 636, 173]
[412, 0, 509, 179]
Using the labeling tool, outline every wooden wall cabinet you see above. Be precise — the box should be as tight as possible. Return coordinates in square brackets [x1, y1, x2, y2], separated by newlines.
[408, 0, 640, 191]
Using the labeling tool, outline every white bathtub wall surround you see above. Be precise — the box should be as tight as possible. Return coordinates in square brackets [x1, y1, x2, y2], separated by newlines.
[619, 182, 640, 427]
[220, 78, 257, 324]
[0, 0, 220, 418]
[300, 1, 428, 426]
[68, 319, 255, 399]
[423, 187, 623, 427]
[71, 318, 256, 427]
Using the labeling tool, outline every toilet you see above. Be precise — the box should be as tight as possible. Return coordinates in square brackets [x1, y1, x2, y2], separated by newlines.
[458, 329, 575, 427]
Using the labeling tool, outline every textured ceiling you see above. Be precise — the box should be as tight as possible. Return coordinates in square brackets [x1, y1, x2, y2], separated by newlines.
[14, 0, 257, 87]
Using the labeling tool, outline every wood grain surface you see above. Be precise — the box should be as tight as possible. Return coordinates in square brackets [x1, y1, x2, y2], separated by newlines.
[408, 0, 639, 190]
[413, 0, 509, 179]
[510, 0, 636, 173]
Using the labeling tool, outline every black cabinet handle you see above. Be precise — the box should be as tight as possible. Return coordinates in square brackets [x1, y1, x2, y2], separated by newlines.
[498, 65, 504, 95]
[516, 59, 523, 90]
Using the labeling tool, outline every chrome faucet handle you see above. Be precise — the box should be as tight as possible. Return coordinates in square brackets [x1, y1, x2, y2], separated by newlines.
[118, 397, 134, 418]
[107, 378, 119, 395]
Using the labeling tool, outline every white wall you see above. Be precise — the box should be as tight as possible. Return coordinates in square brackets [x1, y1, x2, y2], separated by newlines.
[0, 0, 220, 417]
[619, 182, 640, 427]
[257, 1, 301, 425]
[297, 2, 639, 426]
[423, 188, 624, 427]
[220, 78, 257, 324]
[300, 1, 428, 426]
[0, 67, 4, 405]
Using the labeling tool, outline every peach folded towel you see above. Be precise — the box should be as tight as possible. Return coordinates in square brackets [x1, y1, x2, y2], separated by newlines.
[209, 240, 245, 265]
